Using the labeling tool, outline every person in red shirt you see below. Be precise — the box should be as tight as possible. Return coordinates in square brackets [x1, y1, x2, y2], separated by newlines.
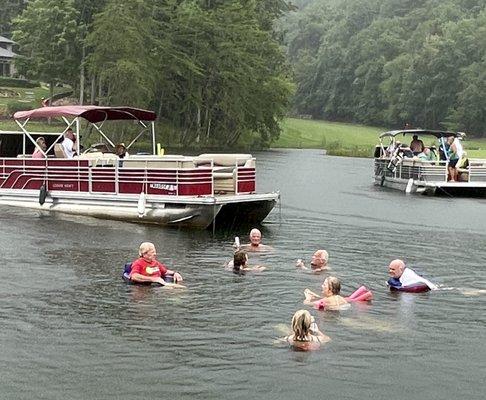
[129, 242, 184, 287]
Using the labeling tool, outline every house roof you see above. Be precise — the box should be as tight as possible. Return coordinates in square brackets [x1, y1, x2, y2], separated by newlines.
[0, 47, 16, 58]
[0, 35, 15, 44]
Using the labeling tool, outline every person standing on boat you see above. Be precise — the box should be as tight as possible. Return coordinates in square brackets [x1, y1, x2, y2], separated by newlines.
[410, 135, 425, 155]
[129, 242, 184, 286]
[446, 136, 464, 182]
[61, 129, 77, 158]
[238, 228, 273, 252]
[388, 259, 438, 290]
[32, 137, 47, 158]
[296, 249, 329, 272]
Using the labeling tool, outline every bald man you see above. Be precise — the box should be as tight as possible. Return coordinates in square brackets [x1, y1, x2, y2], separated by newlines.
[296, 249, 329, 272]
[388, 259, 437, 290]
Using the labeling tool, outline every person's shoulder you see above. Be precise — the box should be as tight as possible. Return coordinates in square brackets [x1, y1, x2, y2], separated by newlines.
[131, 258, 145, 268]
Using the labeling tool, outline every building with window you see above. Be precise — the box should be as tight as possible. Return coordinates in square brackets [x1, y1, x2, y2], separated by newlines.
[0, 35, 16, 77]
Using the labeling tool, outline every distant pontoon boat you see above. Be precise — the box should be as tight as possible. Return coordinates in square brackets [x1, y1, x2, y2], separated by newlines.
[373, 129, 486, 196]
[0, 105, 278, 228]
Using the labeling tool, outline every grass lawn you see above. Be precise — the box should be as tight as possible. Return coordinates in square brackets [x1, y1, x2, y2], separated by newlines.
[0, 85, 67, 115]
[275, 117, 486, 158]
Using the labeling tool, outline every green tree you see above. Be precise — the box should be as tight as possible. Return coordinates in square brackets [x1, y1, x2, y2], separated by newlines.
[12, 0, 79, 103]
[0, 0, 27, 37]
[87, 0, 157, 107]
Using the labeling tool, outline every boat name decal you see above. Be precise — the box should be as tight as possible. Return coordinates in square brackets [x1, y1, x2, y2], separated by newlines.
[51, 183, 75, 189]
[150, 183, 177, 191]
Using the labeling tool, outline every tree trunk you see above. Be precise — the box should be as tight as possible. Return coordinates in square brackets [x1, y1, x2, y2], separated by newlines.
[90, 75, 96, 104]
[79, 44, 85, 105]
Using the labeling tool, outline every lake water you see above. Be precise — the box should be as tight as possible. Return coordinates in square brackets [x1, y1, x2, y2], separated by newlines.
[1, 149, 485, 399]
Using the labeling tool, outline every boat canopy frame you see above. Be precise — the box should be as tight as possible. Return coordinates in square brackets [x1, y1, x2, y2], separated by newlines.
[378, 129, 466, 162]
[2, 105, 157, 158]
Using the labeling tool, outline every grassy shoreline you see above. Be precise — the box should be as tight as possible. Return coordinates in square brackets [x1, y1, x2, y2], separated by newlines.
[274, 118, 486, 158]
[1, 115, 486, 158]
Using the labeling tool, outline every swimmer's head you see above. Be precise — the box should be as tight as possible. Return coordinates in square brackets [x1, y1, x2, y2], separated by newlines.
[233, 250, 248, 268]
[139, 242, 156, 261]
[291, 309, 312, 341]
[388, 259, 405, 278]
[322, 276, 341, 296]
[249, 228, 261, 246]
[311, 250, 329, 268]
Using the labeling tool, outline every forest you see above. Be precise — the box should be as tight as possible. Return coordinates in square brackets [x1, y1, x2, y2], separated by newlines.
[281, 0, 486, 135]
[1, 0, 485, 147]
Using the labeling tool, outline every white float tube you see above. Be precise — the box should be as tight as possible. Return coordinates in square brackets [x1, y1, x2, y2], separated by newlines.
[405, 178, 414, 194]
[138, 191, 146, 217]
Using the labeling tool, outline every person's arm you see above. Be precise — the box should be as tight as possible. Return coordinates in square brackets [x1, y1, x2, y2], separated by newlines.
[304, 288, 321, 304]
[242, 265, 266, 272]
[158, 261, 183, 283]
[130, 272, 166, 285]
[296, 259, 307, 269]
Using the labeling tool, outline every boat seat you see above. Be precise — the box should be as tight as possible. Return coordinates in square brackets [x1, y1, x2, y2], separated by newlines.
[194, 153, 253, 167]
[54, 143, 67, 158]
[77, 151, 118, 166]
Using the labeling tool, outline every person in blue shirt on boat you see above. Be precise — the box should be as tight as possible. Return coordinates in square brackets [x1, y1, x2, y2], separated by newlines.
[388, 259, 438, 291]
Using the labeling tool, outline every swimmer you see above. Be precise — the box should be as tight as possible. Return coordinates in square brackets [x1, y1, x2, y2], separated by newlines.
[284, 309, 330, 350]
[304, 276, 349, 310]
[296, 249, 329, 272]
[231, 250, 266, 274]
[129, 242, 185, 288]
[388, 259, 438, 290]
[238, 228, 273, 252]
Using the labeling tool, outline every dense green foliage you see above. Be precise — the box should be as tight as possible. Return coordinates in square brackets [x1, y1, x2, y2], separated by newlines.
[0, 77, 39, 88]
[7, 0, 293, 147]
[0, 0, 26, 36]
[281, 0, 486, 136]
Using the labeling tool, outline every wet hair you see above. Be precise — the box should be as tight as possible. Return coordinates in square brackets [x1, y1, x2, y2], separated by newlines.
[233, 250, 247, 274]
[291, 310, 311, 341]
[139, 242, 155, 257]
[324, 276, 341, 295]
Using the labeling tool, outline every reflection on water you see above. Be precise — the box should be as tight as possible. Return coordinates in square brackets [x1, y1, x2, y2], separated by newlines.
[1, 149, 485, 400]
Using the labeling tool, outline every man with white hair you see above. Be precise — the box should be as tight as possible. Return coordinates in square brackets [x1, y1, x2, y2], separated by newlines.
[239, 228, 273, 252]
[129, 242, 184, 287]
[296, 249, 329, 272]
[61, 128, 77, 158]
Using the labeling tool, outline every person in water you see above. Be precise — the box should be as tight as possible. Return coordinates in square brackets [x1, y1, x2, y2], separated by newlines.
[296, 249, 329, 272]
[304, 276, 349, 310]
[232, 250, 266, 274]
[238, 228, 272, 252]
[129, 242, 184, 287]
[284, 309, 330, 350]
[388, 259, 438, 290]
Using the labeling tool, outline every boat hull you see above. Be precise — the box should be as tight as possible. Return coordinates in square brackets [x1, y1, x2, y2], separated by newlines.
[0, 190, 279, 229]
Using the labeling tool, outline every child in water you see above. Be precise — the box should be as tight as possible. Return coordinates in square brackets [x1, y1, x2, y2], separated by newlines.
[304, 276, 350, 310]
[284, 309, 330, 350]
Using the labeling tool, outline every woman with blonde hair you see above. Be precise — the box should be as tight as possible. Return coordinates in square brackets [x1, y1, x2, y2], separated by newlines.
[284, 309, 330, 350]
